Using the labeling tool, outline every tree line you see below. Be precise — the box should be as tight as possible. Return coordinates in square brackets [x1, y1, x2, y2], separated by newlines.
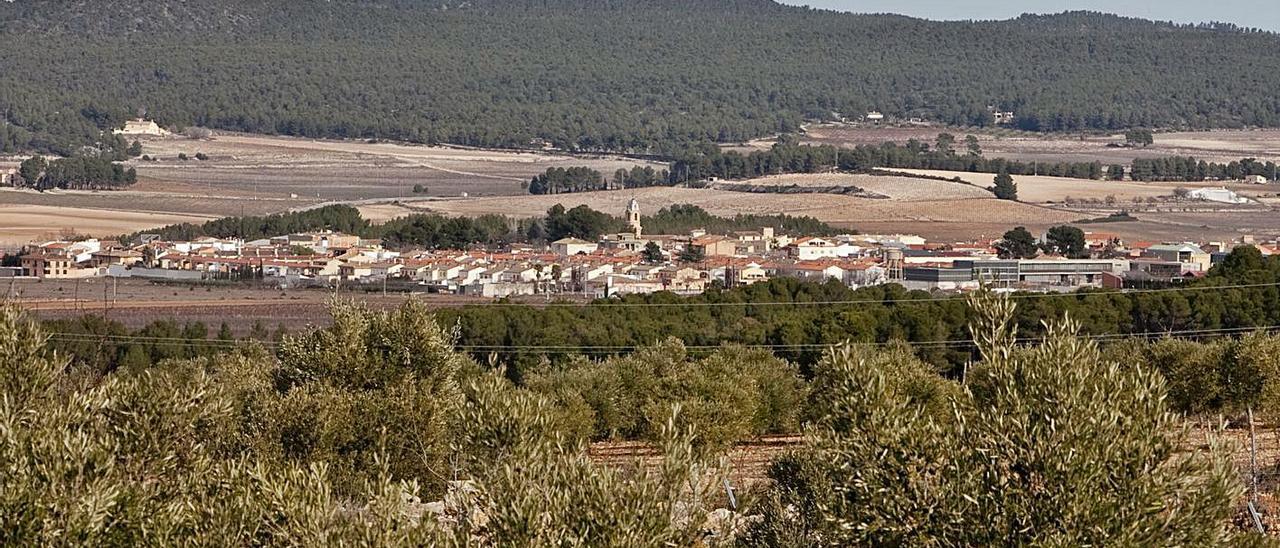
[1130, 156, 1279, 182]
[526, 165, 673, 195]
[123, 203, 841, 250]
[672, 137, 1109, 184]
[4, 2, 1280, 156]
[439, 246, 1280, 377]
[15, 153, 138, 190]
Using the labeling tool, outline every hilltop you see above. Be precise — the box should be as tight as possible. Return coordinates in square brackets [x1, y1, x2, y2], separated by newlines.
[1, 2, 1279, 154]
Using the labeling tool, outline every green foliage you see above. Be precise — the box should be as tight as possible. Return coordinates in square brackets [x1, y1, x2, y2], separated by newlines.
[1131, 156, 1278, 182]
[374, 213, 523, 249]
[0, 302, 441, 545]
[679, 245, 706, 264]
[274, 300, 465, 495]
[1125, 128, 1155, 146]
[4, 4, 1280, 155]
[676, 138, 1106, 183]
[643, 204, 841, 236]
[452, 375, 726, 545]
[527, 166, 605, 194]
[964, 134, 981, 156]
[992, 170, 1017, 200]
[3, 299, 742, 544]
[995, 226, 1038, 259]
[1042, 225, 1087, 258]
[744, 293, 1244, 546]
[525, 340, 806, 450]
[642, 240, 664, 264]
[16, 155, 136, 190]
[124, 204, 370, 243]
[544, 203, 624, 241]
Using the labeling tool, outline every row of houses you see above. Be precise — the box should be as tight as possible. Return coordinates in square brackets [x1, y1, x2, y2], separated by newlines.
[2, 199, 1266, 297]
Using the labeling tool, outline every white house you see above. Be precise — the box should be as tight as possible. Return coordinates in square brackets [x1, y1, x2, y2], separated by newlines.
[1245, 174, 1269, 185]
[551, 238, 599, 256]
[791, 237, 860, 260]
[114, 119, 171, 136]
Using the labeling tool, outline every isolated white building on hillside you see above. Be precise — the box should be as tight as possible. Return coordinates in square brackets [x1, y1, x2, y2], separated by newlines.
[114, 119, 170, 136]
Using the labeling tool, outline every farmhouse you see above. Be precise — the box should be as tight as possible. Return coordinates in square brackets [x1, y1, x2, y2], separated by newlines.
[113, 118, 171, 136]
[1245, 174, 1269, 184]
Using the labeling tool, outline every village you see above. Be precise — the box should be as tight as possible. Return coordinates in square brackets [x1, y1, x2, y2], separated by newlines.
[0, 197, 1261, 299]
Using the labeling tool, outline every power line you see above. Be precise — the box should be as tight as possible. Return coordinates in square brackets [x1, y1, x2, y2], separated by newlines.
[440, 281, 1280, 309]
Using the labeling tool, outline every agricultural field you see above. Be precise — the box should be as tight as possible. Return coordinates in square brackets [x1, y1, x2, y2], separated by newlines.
[0, 203, 212, 246]
[133, 134, 660, 203]
[887, 169, 1189, 203]
[6, 129, 1280, 246]
[0, 133, 661, 244]
[389, 185, 1083, 241]
[801, 125, 1280, 165]
[710, 172, 994, 201]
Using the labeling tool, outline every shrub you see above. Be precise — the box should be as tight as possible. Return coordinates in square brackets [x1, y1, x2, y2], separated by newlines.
[743, 293, 1245, 546]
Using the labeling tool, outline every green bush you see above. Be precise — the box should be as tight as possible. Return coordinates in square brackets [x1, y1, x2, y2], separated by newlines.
[525, 339, 806, 450]
[743, 293, 1246, 546]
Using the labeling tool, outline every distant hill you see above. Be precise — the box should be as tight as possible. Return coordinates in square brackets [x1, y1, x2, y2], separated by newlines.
[1, 1, 1278, 155]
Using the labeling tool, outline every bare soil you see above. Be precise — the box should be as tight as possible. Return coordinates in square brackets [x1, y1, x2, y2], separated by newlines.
[0, 133, 662, 244]
[131, 133, 662, 203]
[0, 203, 213, 247]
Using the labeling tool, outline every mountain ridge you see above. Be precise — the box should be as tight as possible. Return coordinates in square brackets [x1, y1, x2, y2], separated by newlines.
[1, 2, 1277, 155]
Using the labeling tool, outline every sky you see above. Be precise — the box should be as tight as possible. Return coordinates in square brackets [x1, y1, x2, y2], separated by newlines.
[780, 1, 1280, 32]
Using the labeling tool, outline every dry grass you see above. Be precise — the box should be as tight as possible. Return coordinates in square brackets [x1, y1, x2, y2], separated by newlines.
[0, 203, 213, 246]
[131, 133, 662, 203]
[0, 133, 663, 244]
[889, 169, 1182, 203]
[726, 173, 992, 201]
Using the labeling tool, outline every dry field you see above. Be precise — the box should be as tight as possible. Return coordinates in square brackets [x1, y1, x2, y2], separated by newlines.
[888, 169, 1188, 203]
[384, 186, 1082, 241]
[0, 203, 213, 247]
[132, 134, 660, 203]
[801, 125, 1280, 165]
[718, 173, 993, 201]
[0, 133, 662, 245]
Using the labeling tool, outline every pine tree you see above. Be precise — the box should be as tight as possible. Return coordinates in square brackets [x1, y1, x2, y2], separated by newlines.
[992, 171, 1017, 200]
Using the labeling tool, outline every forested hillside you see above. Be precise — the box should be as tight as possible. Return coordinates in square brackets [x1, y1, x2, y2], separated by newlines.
[2, 1, 1279, 155]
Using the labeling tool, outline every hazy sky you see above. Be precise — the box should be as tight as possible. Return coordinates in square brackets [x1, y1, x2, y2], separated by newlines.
[781, 1, 1280, 32]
